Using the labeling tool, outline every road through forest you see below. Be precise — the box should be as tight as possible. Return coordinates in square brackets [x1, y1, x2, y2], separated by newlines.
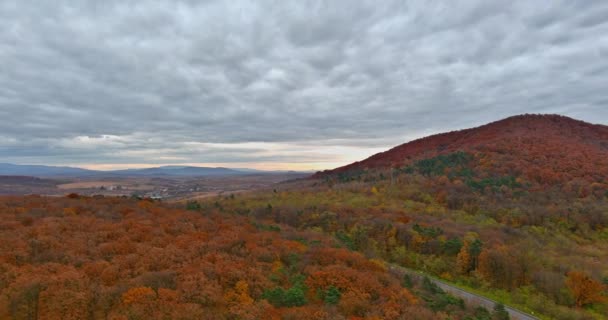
[390, 265, 540, 320]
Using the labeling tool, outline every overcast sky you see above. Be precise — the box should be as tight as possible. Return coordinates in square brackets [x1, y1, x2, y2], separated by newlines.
[1, 1, 607, 170]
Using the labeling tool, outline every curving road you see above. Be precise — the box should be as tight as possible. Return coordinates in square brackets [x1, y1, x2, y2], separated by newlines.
[389, 265, 539, 320]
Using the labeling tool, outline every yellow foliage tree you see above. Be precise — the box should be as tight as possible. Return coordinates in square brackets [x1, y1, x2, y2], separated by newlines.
[456, 241, 471, 274]
[224, 280, 254, 306]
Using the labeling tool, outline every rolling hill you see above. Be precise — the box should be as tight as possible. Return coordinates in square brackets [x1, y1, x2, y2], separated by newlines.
[0, 163, 97, 177]
[315, 114, 608, 186]
[107, 166, 242, 177]
[0, 164, 294, 177]
[210, 114, 608, 319]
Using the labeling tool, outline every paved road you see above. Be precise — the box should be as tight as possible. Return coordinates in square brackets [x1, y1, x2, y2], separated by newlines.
[390, 265, 539, 320]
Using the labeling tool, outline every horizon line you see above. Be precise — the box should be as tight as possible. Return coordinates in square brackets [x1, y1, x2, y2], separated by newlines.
[0, 162, 327, 172]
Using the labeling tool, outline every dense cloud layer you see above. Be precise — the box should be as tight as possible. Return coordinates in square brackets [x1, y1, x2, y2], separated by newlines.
[1, 1, 607, 169]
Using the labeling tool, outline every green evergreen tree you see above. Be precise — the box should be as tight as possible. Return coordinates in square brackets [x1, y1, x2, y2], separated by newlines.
[402, 274, 413, 288]
[324, 286, 341, 305]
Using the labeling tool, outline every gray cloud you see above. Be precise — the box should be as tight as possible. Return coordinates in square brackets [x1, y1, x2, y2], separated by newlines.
[1, 0, 608, 169]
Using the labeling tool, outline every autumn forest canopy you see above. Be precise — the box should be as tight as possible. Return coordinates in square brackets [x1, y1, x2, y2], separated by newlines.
[0, 195, 495, 320]
[1, 114, 608, 320]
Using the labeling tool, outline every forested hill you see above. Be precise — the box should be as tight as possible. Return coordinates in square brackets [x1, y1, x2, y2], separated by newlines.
[315, 114, 608, 188]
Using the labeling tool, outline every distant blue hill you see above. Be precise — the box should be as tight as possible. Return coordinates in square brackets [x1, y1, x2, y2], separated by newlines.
[108, 166, 242, 177]
[0, 163, 96, 176]
[0, 163, 308, 177]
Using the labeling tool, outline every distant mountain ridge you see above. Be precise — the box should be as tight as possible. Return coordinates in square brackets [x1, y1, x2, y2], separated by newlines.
[0, 163, 96, 176]
[315, 114, 608, 185]
[109, 166, 241, 177]
[0, 163, 299, 177]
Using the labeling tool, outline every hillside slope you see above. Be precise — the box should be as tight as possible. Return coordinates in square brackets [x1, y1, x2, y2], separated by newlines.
[315, 114, 608, 186]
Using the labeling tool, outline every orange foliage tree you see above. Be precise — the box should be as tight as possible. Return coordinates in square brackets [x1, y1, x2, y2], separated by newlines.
[565, 271, 607, 308]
